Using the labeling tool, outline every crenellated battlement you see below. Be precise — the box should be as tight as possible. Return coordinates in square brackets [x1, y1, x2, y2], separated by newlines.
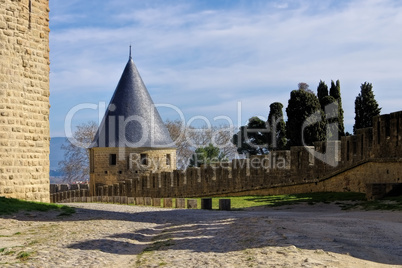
[53, 111, 402, 202]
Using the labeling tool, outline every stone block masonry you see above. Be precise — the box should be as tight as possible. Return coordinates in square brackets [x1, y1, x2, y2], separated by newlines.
[53, 111, 402, 202]
[0, 0, 50, 202]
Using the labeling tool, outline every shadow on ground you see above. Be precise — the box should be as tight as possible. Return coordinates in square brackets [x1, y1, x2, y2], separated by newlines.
[1, 203, 402, 266]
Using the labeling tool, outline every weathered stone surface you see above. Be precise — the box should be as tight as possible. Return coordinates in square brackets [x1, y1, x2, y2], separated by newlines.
[144, 197, 152, 206]
[120, 196, 128, 204]
[50, 111, 402, 204]
[176, 198, 185, 209]
[187, 199, 198, 209]
[89, 147, 176, 196]
[366, 183, 402, 200]
[113, 196, 121, 204]
[0, 0, 50, 202]
[163, 198, 172, 208]
[135, 197, 144, 205]
[153, 198, 161, 207]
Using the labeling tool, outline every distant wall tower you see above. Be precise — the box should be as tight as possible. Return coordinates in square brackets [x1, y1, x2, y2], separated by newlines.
[0, 0, 50, 201]
[89, 53, 177, 195]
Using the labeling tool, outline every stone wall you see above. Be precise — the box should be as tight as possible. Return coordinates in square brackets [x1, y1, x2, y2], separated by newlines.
[52, 159, 402, 202]
[89, 147, 176, 195]
[0, 0, 50, 202]
[54, 111, 402, 201]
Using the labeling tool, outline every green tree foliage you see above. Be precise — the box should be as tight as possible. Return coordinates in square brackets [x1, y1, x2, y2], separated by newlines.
[329, 80, 345, 137]
[232, 116, 268, 156]
[354, 82, 381, 133]
[286, 84, 326, 146]
[267, 102, 287, 150]
[317, 80, 329, 109]
[189, 143, 226, 167]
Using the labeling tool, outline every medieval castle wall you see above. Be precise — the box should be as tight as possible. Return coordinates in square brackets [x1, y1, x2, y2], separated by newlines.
[0, 0, 50, 202]
[53, 111, 402, 201]
[89, 147, 176, 195]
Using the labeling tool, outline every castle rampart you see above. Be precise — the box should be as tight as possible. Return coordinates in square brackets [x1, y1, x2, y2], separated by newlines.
[0, 0, 50, 201]
[52, 111, 402, 202]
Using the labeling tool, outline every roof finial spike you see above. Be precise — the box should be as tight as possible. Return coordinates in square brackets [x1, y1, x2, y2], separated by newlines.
[129, 45, 132, 59]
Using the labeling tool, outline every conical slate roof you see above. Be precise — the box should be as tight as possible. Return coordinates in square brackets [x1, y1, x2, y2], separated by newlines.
[91, 56, 175, 148]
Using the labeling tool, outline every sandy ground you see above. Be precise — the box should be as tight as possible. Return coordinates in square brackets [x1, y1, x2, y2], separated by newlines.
[0, 202, 401, 267]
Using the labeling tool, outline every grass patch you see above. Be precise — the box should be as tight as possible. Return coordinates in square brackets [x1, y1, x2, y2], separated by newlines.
[0, 197, 75, 216]
[16, 251, 33, 261]
[4, 250, 16, 256]
[27, 240, 39, 246]
[57, 206, 75, 217]
[136, 237, 174, 267]
[243, 192, 366, 207]
[192, 192, 366, 209]
[342, 195, 402, 211]
[143, 239, 174, 252]
[190, 192, 402, 211]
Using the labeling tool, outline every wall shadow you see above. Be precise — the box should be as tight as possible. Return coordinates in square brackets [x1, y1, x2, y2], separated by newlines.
[1, 204, 401, 266]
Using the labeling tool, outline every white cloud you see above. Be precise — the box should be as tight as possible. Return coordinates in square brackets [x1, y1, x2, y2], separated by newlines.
[49, 0, 402, 136]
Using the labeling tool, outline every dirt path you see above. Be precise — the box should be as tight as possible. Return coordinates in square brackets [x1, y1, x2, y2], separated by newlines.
[0, 203, 401, 267]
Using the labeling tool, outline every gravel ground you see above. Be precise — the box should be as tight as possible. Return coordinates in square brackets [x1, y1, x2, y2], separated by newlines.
[0, 202, 401, 267]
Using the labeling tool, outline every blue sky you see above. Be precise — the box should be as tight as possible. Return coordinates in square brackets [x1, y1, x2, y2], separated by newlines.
[49, 0, 402, 137]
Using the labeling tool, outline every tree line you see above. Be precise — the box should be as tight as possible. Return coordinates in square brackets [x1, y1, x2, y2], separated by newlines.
[232, 81, 381, 156]
[58, 81, 381, 182]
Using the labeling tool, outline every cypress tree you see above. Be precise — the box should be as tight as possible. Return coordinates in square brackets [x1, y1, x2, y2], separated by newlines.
[354, 82, 381, 133]
[329, 80, 345, 137]
[317, 80, 329, 109]
[286, 86, 326, 147]
[267, 102, 287, 150]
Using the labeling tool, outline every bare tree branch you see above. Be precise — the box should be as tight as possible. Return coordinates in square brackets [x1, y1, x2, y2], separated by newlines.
[59, 121, 97, 183]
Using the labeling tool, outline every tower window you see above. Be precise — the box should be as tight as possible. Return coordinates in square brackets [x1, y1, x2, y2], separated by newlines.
[109, 154, 117, 165]
[166, 154, 171, 166]
[141, 154, 148, 166]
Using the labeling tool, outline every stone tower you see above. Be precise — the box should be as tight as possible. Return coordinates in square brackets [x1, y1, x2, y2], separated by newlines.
[89, 52, 177, 195]
[0, 0, 50, 202]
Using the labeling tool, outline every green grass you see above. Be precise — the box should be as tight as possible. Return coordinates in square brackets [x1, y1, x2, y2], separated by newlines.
[342, 195, 402, 211]
[192, 192, 365, 210]
[4, 250, 16, 256]
[190, 192, 402, 211]
[16, 251, 33, 261]
[143, 239, 174, 252]
[0, 197, 75, 216]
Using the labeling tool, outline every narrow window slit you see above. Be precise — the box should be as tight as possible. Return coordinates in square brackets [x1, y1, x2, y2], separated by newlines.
[29, 0, 32, 29]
